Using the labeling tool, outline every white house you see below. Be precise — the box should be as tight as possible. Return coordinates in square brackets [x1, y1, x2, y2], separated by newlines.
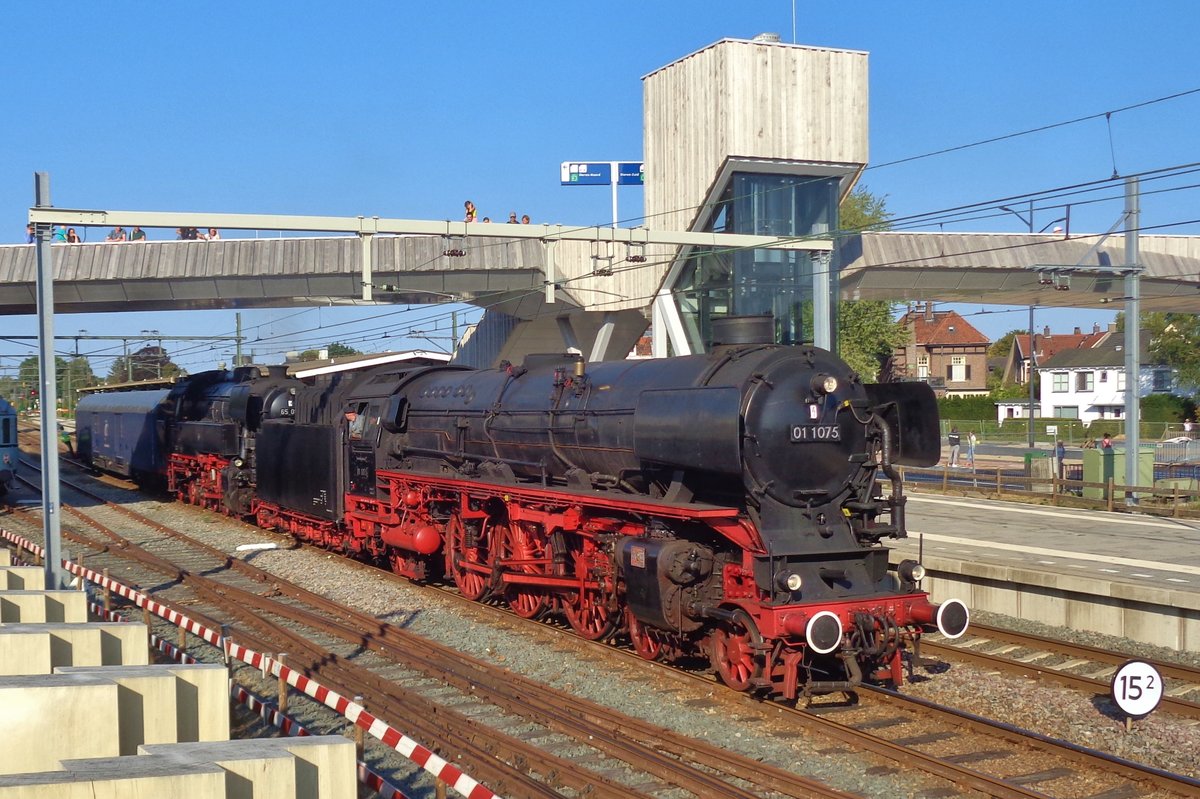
[995, 400, 1040, 424]
[1036, 334, 1173, 424]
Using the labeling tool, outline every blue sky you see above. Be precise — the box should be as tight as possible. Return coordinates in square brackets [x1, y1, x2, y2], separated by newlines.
[3, 1, 1198, 375]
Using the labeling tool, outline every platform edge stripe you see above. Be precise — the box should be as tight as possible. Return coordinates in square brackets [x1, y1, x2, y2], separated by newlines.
[366, 717, 391, 739]
[356, 763, 410, 799]
[232, 683, 408, 796]
[439, 765, 465, 787]
[2, 531, 491, 799]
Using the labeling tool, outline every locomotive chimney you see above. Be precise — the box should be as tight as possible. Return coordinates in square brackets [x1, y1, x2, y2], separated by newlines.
[266, 364, 290, 379]
[711, 315, 775, 347]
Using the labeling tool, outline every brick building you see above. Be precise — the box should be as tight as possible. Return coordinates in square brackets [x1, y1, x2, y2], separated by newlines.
[892, 303, 990, 397]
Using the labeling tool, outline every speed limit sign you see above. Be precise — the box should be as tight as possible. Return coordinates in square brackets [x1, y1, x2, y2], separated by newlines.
[1111, 660, 1164, 719]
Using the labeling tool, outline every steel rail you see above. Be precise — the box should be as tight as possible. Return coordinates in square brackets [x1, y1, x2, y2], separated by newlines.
[12, 464, 850, 799]
[18, 449, 1199, 797]
[922, 637, 1200, 721]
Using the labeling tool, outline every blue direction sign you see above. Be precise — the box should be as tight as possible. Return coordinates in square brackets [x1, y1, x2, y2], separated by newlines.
[617, 162, 644, 185]
[561, 162, 613, 186]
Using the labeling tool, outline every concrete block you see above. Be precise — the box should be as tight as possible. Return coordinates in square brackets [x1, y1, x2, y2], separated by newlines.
[0, 673, 121, 775]
[59, 664, 230, 744]
[0, 627, 51, 675]
[0, 757, 226, 798]
[0, 623, 149, 675]
[0, 590, 89, 623]
[890, 534, 1200, 655]
[1017, 586, 1069, 628]
[1121, 602, 1182, 650]
[1066, 593, 1126, 638]
[0, 567, 45, 591]
[1182, 610, 1200, 653]
[170, 664, 231, 742]
[969, 579, 1022, 617]
[141, 736, 358, 799]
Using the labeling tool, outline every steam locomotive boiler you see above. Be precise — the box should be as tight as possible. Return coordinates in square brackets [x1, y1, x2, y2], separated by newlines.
[161, 366, 298, 515]
[76, 366, 300, 508]
[254, 317, 968, 699]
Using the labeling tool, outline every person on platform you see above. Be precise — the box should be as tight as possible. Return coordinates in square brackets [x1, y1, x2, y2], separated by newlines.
[106, 226, 126, 243]
[205, 228, 220, 241]
[59, 424, 73, 456]
[25, 223, 35, 243]
[1101, 433, 1113, 450]
[463, 200, 477, 223]
[1185, 418, 1194, 437]
[481, 217, 491, 223]
[507, 211, 519, 224]
[52, 226, 67, 242]
[1055, 439, 1066, 480]
[65, 228, 82, 244]
[130, 226, 146, 242]
[947, 427, 961, 468]
[967, 430, 978, 469]
[521, 214, 531, 224]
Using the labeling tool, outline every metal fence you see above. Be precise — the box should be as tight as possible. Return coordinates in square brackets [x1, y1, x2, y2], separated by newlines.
[900, 465, 1200, 518]
[943, 419, 1192, 447]
[1155, 439, 1200, 464]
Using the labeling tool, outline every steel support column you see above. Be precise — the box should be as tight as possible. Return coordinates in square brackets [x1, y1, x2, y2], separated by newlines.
[1124, 178, 1141, 505]
[33, 172, 67, 589]
[588, 312, 617, 362]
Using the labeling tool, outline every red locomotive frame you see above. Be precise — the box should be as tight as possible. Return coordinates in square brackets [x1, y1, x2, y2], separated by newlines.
[212, 464, 942, 700]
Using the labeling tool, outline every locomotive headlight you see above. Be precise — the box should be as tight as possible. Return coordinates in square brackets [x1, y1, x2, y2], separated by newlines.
[898, 559, 926, 583]
[776, 571, 803, 592]
[811, 373, 838, 395]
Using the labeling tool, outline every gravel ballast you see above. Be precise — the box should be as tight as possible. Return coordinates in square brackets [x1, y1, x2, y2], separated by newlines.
[8, 479, 1200, 796]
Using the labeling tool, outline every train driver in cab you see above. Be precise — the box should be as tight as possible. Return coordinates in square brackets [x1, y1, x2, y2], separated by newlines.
[345, 408, 368, 440]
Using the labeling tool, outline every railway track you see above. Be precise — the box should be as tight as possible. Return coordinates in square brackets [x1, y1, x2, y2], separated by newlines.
[8, 459, 852, 799]
[424, 577, 1200, 799]
[12, 450, 1200, 797]
[921, 624, 1200, 720]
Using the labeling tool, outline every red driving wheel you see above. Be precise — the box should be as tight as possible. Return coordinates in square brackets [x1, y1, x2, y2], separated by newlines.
[710, 609, 763, 692]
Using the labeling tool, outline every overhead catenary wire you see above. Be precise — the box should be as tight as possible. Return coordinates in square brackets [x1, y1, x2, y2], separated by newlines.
[12, 87, 1198, 377]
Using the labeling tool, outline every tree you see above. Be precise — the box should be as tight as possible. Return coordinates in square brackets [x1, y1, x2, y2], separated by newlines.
[1114, 311, 1200, 393]
[13, 355, 97, 411]
[107, 346, 182, 383]
[840, 189, 892, 233]
[17, 356, 46, 411]
[61, 357, 96, 411]
[835, 187, 906, 381]
[297, 342, 362, 362]
[1143, 313, 1200, 391]
[837, 301, 907, 382]
[988, 328, 1024, 359]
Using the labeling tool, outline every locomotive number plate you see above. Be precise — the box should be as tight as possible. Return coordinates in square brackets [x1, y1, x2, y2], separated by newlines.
[790, 424, 840, 442]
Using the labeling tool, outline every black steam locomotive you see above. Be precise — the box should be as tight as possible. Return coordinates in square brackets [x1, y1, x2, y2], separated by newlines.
[77, 320, 967, 699]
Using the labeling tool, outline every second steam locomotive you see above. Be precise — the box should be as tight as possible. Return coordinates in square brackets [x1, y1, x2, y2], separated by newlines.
[76, 318, 967, 700]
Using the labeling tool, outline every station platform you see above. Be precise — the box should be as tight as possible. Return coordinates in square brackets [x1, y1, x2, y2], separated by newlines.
[890, 491, 1200, 653]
